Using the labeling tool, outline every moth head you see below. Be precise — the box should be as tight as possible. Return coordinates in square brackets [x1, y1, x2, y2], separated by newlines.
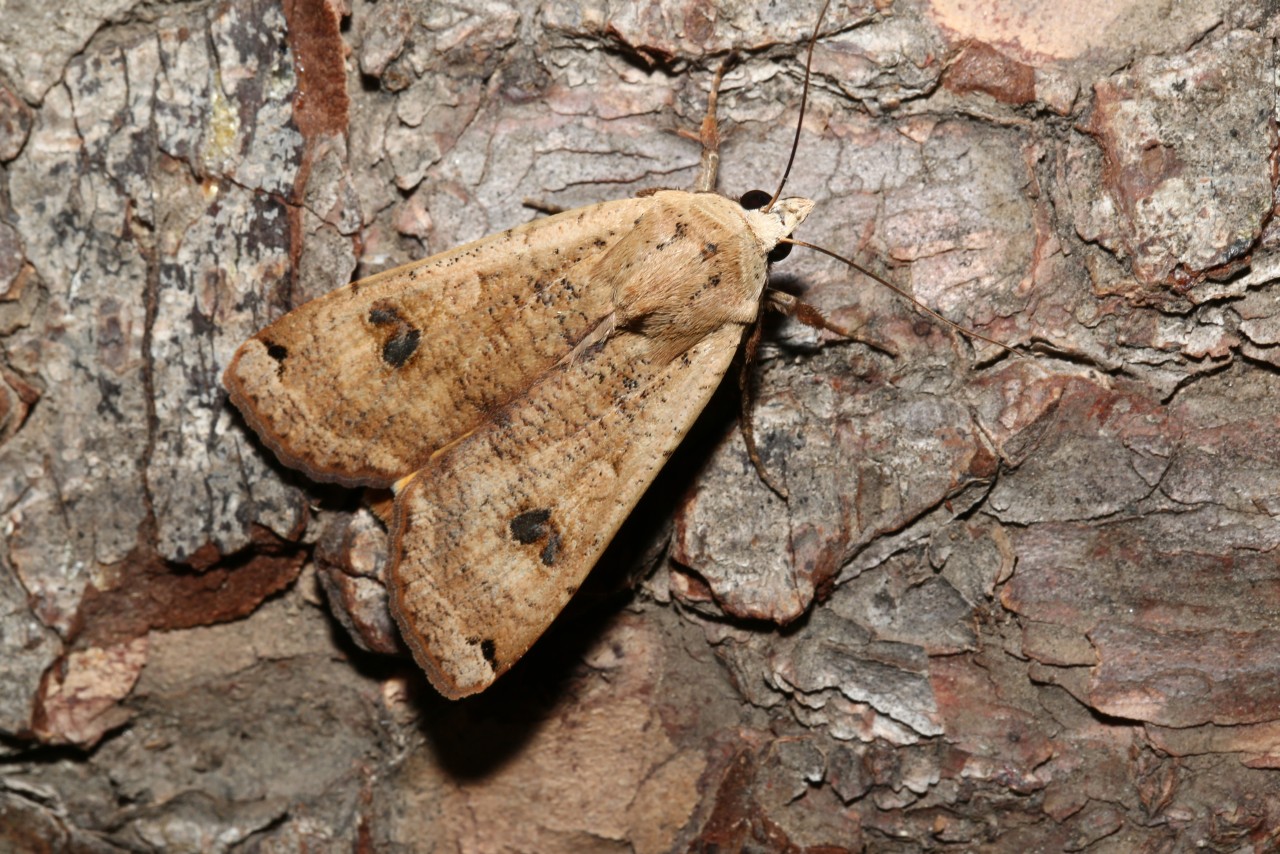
[738, 191, 814, 264]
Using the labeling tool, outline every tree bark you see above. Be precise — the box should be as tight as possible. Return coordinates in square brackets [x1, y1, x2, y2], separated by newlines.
[2, 0, 1279, 850]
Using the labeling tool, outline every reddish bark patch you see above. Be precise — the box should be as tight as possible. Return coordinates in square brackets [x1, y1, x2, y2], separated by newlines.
[0, 366, 40, 447]
[945, 42, 1036, 105]
[0, 80, 34, 161]
[1090, 624, 1280, 728]
[74, 527, 305, 648]
[282, 0, 349, 138]
[691, 749, 804, 853]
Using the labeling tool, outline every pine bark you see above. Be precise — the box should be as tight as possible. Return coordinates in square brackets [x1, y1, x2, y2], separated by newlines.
[2, 0, 1278, 850]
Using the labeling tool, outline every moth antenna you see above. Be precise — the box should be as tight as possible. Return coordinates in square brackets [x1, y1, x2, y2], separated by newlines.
[763, 0, 832, 213]
[780, 237, 1025, 358]
[738, 319, 790, 500]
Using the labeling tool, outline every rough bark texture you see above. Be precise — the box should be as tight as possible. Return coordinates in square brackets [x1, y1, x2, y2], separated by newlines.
[2, 0, 1280, 850]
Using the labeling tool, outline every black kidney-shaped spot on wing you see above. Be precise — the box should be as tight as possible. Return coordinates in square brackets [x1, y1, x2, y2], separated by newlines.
[382, 329, 420, 367]
[540, 531, 561, 567]
[367, 301, 421, 368]
[510, 509, 551, 544]
[368, 306, 399, 325]
[508, 509, 561, 567]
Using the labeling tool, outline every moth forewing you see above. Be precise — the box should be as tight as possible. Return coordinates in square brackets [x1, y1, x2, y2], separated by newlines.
[387, 192, 815, 698]
[389, 323, 745, 698]
[224, 197, 665, 487]
[224, 59, 820, 698]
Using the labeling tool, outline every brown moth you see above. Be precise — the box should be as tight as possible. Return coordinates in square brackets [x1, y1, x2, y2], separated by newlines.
[226, 9, 847, 699]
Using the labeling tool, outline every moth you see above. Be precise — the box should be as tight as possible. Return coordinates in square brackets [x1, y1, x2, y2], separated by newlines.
[226, 2, 953, 698]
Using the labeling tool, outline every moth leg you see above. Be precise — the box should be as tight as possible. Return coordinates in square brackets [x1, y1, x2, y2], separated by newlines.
[683, 54, 738, 194]
[766, 290, 899, 358]
[738, 318, 791, 500]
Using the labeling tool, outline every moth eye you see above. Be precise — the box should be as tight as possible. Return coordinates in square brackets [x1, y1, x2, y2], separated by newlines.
[739, 190, 792, 263]
[739, 189, 771, 210]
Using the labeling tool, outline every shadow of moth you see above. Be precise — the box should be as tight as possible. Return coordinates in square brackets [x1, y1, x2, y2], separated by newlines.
[226, 9, 851, 699]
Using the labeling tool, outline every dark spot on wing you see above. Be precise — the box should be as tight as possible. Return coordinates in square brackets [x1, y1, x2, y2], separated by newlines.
[511, 509, 563, 567]
[656, 218, 690, 251]
[368, 301, 421, 368]
[510, 509, 551, 544]
[540, 531, 561, 567]
[480, 639, 498, 670]
[265, 341, 288, 362]
[382, 328, 420, 368]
